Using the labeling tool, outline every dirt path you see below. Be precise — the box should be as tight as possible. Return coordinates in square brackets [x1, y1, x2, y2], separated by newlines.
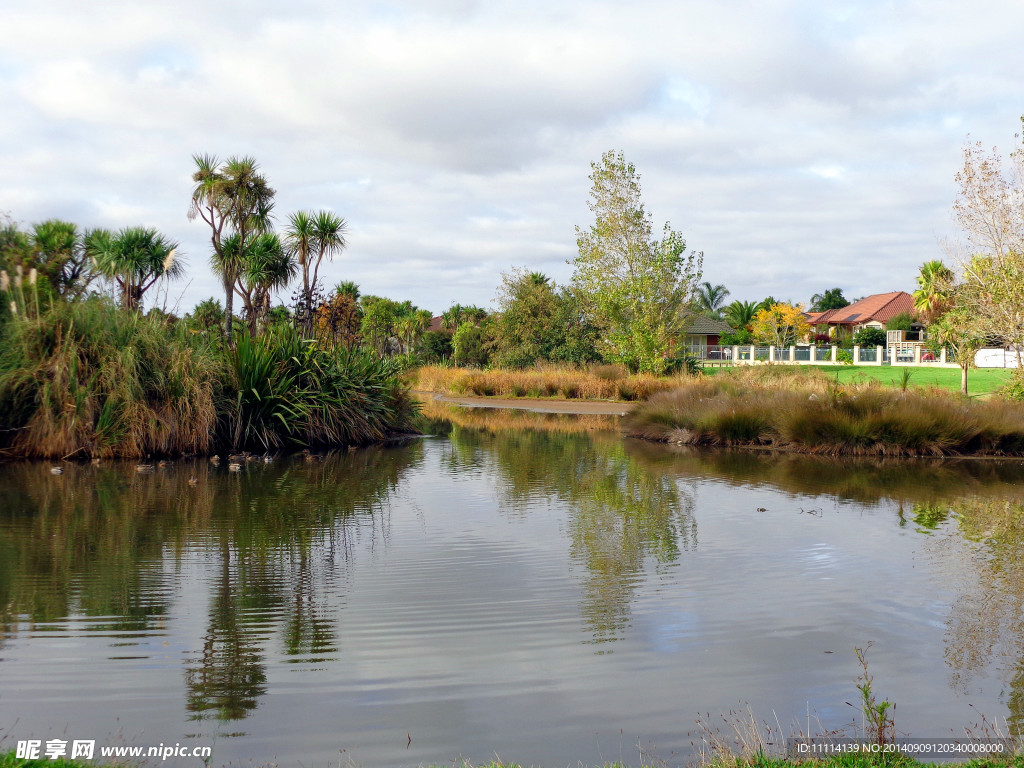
[414, 391, 637, 416]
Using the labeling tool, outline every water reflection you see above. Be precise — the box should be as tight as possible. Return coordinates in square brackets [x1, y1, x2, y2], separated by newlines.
[4, 411, 1024, 751]
[444, 424, 696, 643]
[0, 445, 422, 721]
[622, 441, 1024, 736]
[943, 496, 1024, 733]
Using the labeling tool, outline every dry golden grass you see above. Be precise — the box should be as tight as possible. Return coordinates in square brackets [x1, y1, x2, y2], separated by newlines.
[414, 364, 685, 402]
[627, 369, 1024, 457]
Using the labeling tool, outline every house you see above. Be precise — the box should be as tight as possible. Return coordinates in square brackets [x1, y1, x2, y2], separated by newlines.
[682, 315, 734, 356]
[806, 291, 918, 336]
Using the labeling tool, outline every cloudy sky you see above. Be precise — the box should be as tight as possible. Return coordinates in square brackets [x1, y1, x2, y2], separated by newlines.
[1, 0, 1021, 314]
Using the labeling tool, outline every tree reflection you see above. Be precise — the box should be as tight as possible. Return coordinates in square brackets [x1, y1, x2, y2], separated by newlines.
[0, 443, 422, 720]
[944, 497, 1024, 735]
[185, 544, 270, 721]
[445, 424, 695, 644]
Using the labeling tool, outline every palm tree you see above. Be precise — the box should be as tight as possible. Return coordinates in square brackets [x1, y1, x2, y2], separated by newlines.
[32, 219, 97, 299]
[285, 210, 315, 308]
[723, 299, 761, 330]
[239, 233, 295, 334]
[286, 210, 348, 335]
[695, 282, 730, 319]
[334, 280, 360, 300]
[441, 304, 465, 331]
[809, 288, 849, 313]
[913, 260, 954, 323]
[310, 211, 348, 299]
[88, 226, 183, 311]
[189, 154, 276, 343]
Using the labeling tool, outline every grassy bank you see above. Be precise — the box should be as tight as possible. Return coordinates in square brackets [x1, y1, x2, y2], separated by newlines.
[416, 364, 686, 401]
[0, 299, 418, 459]
[627, 367, 1024, 457]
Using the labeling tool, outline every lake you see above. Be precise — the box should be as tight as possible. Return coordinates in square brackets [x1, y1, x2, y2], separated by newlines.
[2, 407, 1023, 767]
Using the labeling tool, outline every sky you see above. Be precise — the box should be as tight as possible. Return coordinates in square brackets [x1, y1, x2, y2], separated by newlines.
[1, 0, 1022, 315]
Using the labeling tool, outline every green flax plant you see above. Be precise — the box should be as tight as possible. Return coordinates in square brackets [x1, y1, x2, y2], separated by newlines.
[225, 325, 418, 452]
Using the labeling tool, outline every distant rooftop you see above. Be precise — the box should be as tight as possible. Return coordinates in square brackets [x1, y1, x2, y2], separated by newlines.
[808, 292, 915, 326]
[684, 315, 734, 335]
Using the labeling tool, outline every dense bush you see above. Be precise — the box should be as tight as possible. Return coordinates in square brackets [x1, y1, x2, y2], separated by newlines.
[719, 329, 754, 346]
[853, 327, 887, 347]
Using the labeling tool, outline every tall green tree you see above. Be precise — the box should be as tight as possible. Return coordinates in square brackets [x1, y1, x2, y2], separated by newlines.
[189, 155, 276, 343]
[952, 130, 1024, 367]
[572, 150, 703, 374]
[492, 268, 561, 368]
[88, 226, 183, 312]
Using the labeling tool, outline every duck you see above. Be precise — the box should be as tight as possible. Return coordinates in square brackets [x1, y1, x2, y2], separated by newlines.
[228, 462, 243, 472]
[210, 455, 221, 464]
[50, 466, 63, 475]
[135, 464, 156, 473]
[188, 475, 199, 486]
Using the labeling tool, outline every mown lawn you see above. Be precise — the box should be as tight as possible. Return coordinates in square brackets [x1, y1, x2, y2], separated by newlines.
[706, 365, 1015, 397]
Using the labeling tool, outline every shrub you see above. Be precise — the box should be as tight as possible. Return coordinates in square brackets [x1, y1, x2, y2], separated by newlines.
[720, 329, 754, 346]
[853, 327, 887, 347]
[885, 312, 914, 332]
[452, 322, 489, 367]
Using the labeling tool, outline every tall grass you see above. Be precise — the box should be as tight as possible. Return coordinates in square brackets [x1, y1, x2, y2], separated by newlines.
[627, 370, 1024, 457]
[415, 364, 684, 401]
[0, 300, 418, 458]
[0, 298, 219, 458]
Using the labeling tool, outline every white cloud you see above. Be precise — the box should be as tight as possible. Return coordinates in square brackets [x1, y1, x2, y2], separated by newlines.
[2, 0, 1024, 313]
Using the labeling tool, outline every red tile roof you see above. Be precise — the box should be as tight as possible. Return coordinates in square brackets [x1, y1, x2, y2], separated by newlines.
[809, 291, 915, 326]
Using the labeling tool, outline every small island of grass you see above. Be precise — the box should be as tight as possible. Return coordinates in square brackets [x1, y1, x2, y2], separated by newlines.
[626, 367, 1024, 457]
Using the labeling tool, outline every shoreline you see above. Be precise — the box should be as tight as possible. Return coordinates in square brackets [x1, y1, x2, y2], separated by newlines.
[413, 390, 637, 415]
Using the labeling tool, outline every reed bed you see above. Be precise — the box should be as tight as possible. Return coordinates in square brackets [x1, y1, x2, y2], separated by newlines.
[0, 298, 220, 458]
[627, 373, 1024, 457]
[415, 364, 684, 401]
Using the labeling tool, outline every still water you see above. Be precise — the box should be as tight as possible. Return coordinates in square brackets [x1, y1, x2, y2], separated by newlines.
[2, 409, 1024, 767]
